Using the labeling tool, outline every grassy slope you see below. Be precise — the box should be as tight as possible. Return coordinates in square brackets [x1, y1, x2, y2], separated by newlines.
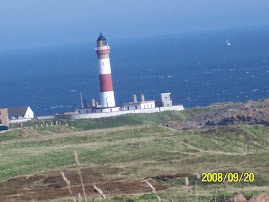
[9, 110, 192, 130]
[1, 111, 269, 201]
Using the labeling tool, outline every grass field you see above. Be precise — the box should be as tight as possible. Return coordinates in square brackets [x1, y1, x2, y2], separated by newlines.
[1, 111, 269, 201]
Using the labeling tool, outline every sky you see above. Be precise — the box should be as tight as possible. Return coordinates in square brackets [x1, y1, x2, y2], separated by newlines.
[0, 0, 269, 51]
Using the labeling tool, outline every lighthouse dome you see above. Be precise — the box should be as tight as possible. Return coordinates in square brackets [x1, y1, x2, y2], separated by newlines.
[97, 33, 107, 47]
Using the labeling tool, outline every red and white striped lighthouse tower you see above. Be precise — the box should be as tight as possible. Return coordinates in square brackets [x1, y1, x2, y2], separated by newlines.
[95, 33, 116, 108]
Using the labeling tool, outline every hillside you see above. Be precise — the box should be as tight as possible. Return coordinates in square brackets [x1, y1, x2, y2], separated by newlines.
[166, 98, 269, 130]
[1, 101, 269, 201]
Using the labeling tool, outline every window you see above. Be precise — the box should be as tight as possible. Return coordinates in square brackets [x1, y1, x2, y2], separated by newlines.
[127, 106, 130, 110]
[86, 110, 89, 113]
[103, 62, 104, 65]
[78, 111, 81, 114]
[135, 106, 137, 109]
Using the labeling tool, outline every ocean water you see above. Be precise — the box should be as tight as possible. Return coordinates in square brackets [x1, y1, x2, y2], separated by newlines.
[0, 27, 269, 116]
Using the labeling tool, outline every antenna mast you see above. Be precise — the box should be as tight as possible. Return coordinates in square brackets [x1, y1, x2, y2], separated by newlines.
[80, 92, 83, 108]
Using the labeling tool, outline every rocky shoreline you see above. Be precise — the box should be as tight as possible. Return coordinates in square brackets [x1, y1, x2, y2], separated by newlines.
[166, 98, 269, 130]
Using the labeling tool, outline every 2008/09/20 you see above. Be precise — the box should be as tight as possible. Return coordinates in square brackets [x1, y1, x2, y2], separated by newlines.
[202, 172, 254, 183]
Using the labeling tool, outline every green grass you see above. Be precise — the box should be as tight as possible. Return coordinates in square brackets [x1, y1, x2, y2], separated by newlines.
[1, 124, 269, 181]
[181, 125, 269, 153]
[1, 114, 269, 200]
[0, 130, 22, 141]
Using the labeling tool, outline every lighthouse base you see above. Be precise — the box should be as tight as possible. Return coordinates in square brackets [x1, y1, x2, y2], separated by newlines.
[100, 91, 116, 108]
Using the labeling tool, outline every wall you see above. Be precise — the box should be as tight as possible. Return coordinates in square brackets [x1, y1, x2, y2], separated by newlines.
[160, 105, 184, 112]
[160, 93, 171, 101]
[10, 115, 24, 120]
[140, 101, 155, 110]
[9, 118, 32, 124]
[122, 101, 155, 111]
[75, 107, 120, 114]
[122, 104, 141, 111]
[36, 115, 56, 120]
[58, 110, 135, 119]
[0, 108, 9, 126]
[25, 107, 34, 118]
[56, 105, 184, 120]
[134, 108, 159, 114]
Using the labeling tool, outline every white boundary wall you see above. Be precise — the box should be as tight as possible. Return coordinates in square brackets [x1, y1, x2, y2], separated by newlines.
[134, 108, 159, 114]
[160, 105, 184, 112]
[37, 116, 56, 120]
[9, 118, 33, 124]
[56, 105, 184, 120]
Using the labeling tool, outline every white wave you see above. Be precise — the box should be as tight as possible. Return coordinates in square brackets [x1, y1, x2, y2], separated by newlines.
[50, 105, 64, 109]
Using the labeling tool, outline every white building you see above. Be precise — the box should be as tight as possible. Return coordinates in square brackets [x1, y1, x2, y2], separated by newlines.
[75, 106, 121, 114]
[160, 92, 173, 107]
[122, 94, 155, 111]
[8, 106, 34, 120]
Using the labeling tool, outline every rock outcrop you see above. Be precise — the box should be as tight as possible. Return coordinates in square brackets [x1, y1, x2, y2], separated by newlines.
[166, 98, 269, 130]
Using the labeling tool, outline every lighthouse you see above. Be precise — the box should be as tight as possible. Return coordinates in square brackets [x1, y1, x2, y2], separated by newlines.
[95, 33, 116, 108]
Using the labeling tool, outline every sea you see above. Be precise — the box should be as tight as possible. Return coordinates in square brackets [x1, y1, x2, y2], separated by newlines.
[0, 26, 269, 116]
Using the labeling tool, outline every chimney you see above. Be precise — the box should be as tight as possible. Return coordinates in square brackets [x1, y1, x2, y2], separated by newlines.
[141, 93, 145, 102]
[92, 98, 96, 107]
[133, 94, 137, 103]
[96, 101, 99, 108]
[83, 99, 88, 108]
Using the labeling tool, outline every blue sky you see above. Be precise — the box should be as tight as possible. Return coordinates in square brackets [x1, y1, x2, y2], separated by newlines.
[1, 0, 269, 50]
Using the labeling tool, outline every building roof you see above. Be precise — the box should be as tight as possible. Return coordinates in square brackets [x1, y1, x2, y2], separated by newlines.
[97, 33, 106, 41]
[161, 92, 171, 95]
[8, 106, 29, 117]
[123, 100, 155, 105]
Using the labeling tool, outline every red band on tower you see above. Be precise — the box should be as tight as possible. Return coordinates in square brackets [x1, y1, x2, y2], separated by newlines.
[99, 74, 114, 92]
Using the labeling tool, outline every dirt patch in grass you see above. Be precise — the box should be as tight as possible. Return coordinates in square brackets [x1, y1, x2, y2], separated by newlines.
[148, 172, 199, 186]
[0, 167, 167, 201]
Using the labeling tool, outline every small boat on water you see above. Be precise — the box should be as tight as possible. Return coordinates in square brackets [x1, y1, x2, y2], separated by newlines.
[226, 40, 231, 46]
